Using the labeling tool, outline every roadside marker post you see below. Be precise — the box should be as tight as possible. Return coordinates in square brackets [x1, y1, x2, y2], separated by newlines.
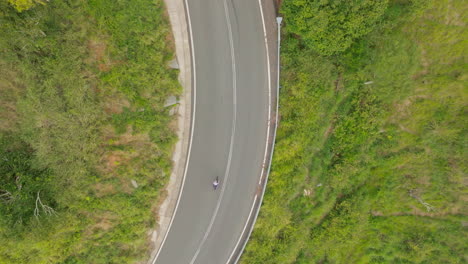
[276, 17, 282, 95]
[229, 15, 284, 264]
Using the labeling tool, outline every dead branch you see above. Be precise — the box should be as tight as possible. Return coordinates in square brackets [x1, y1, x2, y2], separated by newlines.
[409, 189, 435, 212]
[0, 190, 13, 203]
[34, 191, 56, 219]
[15, 174, 22, 190]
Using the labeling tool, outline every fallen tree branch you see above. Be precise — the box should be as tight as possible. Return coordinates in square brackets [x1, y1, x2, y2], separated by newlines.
[15, 174, 22, 190]
[34, 191, 56, 219]
[0, 190, 13, 203]
[409, 189, 435, 212]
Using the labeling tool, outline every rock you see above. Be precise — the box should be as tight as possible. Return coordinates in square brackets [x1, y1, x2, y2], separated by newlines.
[164, 95, 178, 107]
[168, 58, 179, 69]
[131, 179, 138, 188]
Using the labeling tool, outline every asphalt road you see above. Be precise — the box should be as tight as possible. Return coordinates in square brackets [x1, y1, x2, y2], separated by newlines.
[154, 0, 269, 263]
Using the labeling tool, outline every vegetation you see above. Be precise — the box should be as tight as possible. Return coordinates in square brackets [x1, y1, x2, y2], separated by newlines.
[282, 0, 390, 55]
[243, 0, 467, 263]
[6, 0, 44, 12]
[0, 0, 179, 263]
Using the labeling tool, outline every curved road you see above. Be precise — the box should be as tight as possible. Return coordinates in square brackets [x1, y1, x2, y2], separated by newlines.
[154, 0, 269, 263]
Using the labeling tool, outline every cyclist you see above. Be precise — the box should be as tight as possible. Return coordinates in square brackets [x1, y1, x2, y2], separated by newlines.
[212, 177, 219, 190]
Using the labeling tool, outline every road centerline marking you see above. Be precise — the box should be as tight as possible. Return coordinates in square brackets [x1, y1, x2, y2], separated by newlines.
[189, 0, 238, 263]
[226, 0, 273, 262]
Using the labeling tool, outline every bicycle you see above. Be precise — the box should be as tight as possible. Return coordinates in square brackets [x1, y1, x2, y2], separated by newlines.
[212, 176, 219, 190]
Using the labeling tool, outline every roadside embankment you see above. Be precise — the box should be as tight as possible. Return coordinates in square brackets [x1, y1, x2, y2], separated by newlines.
[148, 0, 193, 262]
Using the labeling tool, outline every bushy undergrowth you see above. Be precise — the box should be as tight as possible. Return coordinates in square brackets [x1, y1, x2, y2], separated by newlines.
[0, 0, 179, 263]
[242, 0, 467, 263]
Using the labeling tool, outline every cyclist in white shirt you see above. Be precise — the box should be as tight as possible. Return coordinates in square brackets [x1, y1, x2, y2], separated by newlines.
[212, 177, 219, 190]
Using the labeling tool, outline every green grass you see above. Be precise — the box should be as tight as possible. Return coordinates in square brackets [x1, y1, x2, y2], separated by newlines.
[0, 0, 179, 263]
[242, 0, 467, 263]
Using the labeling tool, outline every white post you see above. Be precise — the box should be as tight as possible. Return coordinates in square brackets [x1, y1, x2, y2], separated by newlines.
[276, 17, 282, 96]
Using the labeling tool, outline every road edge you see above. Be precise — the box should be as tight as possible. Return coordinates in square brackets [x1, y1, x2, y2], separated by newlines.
[147, 0, 193, 262]
[227, 0, 279, 263]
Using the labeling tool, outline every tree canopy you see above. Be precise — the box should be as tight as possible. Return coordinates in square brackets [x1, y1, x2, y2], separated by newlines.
[282, 0, 389, 55]
[7, 0, 45, 12]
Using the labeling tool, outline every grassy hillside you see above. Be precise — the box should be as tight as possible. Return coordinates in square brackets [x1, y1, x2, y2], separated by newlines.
[0, 0, 179, 263]
[242, 0, 467, 263]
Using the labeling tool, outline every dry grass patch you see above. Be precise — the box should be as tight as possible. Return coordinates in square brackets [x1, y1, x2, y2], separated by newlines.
[87, 38, 120, 72]
[88, 39, 106, 61]
[0, 66, 22, 132]
[103, 96, 131, 115]
[94, 183, 117, 197]
[101, 152, 126, 173]
[84, 211, 120, 239]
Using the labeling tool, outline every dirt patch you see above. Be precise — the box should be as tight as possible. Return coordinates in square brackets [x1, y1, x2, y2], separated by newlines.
[84, 211, 119, 238]
[89, 40, 106, 61]
[103, 96, 131, 115]
[167, 118, 179, 132]
[445, 0, 466, 26]
[117, 127, 151, 145]
[162, 7, 175, 52]
[0, 101, 18, 132]
[392, 94, 430, 122]
[93, 217, 114, 231]
[371, 211, 384, 216]
[100, 151, 125, 174]
[0, 66, 23, 132]
[324, 121, 335, 138]
[151, 189, 168, 223]
[99, 125, 157, 194]
[119, 178, 134, 194]
[94, 183, 117, 197]
[334, 73, 344, 92]
[413, 48, 430, 79]
[371, 209, 464, 218]
[415, 174, 431, 186]
[88, 38, 119, 72]
[276, 0, 282, 11]
[144, 188, 169, 254]
[460, 194, 468, 202]
[398, 124, 416, 135]
[394, 98, 412, 115]
[101, 125, 152, 148]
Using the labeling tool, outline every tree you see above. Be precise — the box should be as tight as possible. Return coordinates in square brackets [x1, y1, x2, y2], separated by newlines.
[7, 0, 46, 12]
[282, 0, 389, 55]
[0, 135, 55, 224]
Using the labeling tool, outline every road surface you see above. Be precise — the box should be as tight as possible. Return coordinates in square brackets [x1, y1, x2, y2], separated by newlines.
[154, 0, 269, 263]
